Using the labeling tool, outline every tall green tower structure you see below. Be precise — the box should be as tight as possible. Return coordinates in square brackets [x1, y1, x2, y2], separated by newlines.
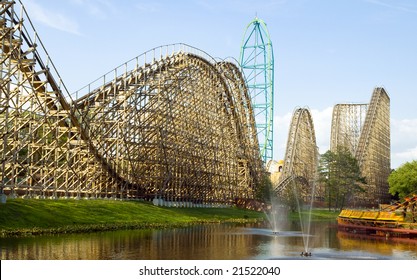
[240, 17, 274, 164]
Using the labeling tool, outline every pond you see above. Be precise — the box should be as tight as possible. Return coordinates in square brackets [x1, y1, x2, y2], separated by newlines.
[1, 220, 416, 260]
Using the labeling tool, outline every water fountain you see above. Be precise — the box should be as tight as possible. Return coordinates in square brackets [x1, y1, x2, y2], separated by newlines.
[260, 178, 316, 258]
[265, 194, 288, 235]
[290, 177, 318, 257]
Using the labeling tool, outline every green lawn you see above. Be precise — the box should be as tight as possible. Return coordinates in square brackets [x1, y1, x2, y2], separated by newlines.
[288, 209, 340, 221]
[0, 199, 340, 237]
[0, 198, 265, 236]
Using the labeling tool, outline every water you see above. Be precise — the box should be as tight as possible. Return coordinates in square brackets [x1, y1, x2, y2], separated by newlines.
[265, 179, 316, 255]
[264, 195, 288, 234]
[1, 221, 416, 260]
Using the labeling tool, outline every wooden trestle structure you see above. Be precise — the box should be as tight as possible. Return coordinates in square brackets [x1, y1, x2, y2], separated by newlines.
[331, 87, 391, 206]
[274, 87, 391, 207]
[274, 108, 319, 202]
[0, 1, 263, 205]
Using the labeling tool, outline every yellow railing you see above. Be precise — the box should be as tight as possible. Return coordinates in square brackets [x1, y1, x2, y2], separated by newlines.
[338, 209, 404, 222]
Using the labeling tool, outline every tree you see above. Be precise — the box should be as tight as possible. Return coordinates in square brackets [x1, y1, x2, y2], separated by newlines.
[388, 160, 417, 200]
[256, 171, 273, 202]
[318, 146, 366, 210]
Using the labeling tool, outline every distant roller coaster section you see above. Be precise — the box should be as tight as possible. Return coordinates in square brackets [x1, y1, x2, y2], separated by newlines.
[239, 17, 274, 164]
[0, 1, 264, 206]
[274, 108, 319, 202]
[331, 87, 391, 206]
[274, 89, 390, 207]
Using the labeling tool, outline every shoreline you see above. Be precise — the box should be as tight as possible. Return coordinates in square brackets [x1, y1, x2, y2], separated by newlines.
[0, 198, 265, 237]
[0, 199, 340, 237]
[1, 219, 263, 238]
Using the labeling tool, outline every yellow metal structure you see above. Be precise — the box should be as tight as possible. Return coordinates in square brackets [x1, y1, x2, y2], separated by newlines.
[338, 209, 404, 222]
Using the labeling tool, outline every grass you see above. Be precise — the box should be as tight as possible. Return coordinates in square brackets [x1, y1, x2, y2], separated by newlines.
[0, 199, 340, 237]
[288, 209, 340, 221]
[0, 198, 265, 237]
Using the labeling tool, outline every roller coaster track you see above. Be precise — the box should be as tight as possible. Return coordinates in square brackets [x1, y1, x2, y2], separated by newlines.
[330, 87, 390, 206]
[0, 1, 263, 204]
[274, 108, 318, 202]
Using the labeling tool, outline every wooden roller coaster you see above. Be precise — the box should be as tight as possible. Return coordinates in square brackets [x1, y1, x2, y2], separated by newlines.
[331, 88, 391, 206]
[0, 1, 263, 205]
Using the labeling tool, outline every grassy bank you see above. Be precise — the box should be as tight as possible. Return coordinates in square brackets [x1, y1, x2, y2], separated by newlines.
[288, 209, 340, 221]
[0, 199, 265, 237]
[0, 199, 340, 237]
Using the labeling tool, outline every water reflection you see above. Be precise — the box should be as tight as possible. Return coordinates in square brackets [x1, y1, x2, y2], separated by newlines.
[337, 231, 417, 259]
[0, 224, 264, 260]
[1, 221, 416, 260]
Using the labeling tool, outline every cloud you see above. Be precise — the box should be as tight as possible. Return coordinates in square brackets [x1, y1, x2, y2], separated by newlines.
[391, 118, 417, 168]
[391, 118, 417, 135]
[196, 0, 288, 14]
[393, 146, 417, 161]
[365, 0, 417, 14]
[310, 107, 333, 154]
[70, 0, 118, 19]
[135, 2, 162, 13]
[25, 1, 81, 35]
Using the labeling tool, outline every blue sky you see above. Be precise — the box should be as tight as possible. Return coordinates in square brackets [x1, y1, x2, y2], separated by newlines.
[22, 0, 417, 168]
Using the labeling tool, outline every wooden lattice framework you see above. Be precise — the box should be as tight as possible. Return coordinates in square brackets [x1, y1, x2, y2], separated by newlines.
[274, 108, 319, 202]
[330, 87, 390, 206]
[0, 1, 263, 205]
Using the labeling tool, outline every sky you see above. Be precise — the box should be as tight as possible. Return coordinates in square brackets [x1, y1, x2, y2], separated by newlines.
[21, 0, 417, 169]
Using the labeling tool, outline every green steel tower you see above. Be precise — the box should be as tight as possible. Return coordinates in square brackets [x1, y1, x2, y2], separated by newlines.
[240, 17, 274, 164]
